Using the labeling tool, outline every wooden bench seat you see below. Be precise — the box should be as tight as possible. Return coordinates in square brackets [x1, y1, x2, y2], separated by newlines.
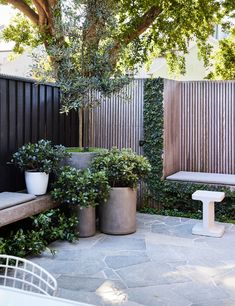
[166, 171, 235, 186]
[0, 195, 59, 228]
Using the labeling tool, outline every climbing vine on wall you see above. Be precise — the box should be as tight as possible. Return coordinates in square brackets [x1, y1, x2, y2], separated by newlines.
[143, 78, 235, 221]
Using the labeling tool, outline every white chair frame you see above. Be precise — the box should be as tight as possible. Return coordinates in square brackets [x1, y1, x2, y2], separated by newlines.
[0, 254, 57, 296]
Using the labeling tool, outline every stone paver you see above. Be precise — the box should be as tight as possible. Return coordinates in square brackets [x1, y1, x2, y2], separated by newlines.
[31, 213, 235, 306]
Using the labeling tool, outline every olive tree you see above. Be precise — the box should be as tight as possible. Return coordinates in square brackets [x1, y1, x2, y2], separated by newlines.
[1, 0, 232, 110]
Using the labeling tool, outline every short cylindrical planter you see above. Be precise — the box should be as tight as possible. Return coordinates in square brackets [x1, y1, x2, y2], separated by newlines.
[25, 171, 49, 195]
[65, 152, 97, 170]
[99, 187, 137, 235]
[71, 206, 96, 238]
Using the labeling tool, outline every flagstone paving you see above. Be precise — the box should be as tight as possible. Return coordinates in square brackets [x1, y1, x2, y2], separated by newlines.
[30, 213, 235, 306]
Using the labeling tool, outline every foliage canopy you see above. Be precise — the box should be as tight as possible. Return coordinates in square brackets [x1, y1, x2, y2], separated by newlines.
[208, 27, 235, 80]
[1, 0, 234, 109]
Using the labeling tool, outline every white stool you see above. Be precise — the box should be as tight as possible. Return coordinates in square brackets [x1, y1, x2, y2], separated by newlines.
[192, 190, 225, 238]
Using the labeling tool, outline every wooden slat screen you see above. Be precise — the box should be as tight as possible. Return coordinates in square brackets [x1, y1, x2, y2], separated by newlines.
[163, 79, 181, 177]
[89, 79, 145, 154]
[180, 81, 235, 174]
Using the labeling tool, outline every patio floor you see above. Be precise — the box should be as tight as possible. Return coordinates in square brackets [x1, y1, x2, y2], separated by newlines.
[31, 213, 235, 306]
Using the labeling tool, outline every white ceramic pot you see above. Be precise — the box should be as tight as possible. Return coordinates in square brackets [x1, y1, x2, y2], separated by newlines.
[25, 171, 49, 195]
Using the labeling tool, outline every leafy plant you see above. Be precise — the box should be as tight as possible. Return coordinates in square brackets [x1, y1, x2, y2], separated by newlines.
[0, 209, 78, 257]
[51, 166, 110, 207]
[91, 147, 151, 188]
[32, 209, 79, 242]
[207, 26, 235, 80]
[139, 206, 202, 220]
[11, 139, 70, 174]
[66, 147, 105, 153]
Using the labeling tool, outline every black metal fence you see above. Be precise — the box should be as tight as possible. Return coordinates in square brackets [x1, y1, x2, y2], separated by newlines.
[0, 74, 79, 192]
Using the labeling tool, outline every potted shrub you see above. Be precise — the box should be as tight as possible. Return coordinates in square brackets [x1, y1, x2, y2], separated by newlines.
[65, 147, 105, 170]
[91, 148, 151, 235]
[51, 166, 110, 237]
[11, 139, 70, 195]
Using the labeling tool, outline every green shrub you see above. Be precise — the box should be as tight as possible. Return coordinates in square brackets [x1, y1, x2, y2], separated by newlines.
[91, 147, 151, 188]
[51, 166, 110, 207]
[139, 206, 202, 220]
[11, 139, 70, 174]
[66, 147, 105, 153]
[0, 209, 78, 257]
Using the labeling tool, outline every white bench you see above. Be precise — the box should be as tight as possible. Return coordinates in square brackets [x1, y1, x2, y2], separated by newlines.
[166, 171, 235, 186]
[192, 190, 225, 238]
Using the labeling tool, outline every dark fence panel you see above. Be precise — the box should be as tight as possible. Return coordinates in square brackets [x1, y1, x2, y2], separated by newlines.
[0, 75, 79, 192]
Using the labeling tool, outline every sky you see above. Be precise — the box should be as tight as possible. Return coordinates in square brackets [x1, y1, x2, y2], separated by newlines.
[0, 5, 16, 26]
[0, 5, 16, 50]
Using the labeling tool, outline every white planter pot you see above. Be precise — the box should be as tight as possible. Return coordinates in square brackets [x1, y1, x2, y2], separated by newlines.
[25, 171, 49, 195]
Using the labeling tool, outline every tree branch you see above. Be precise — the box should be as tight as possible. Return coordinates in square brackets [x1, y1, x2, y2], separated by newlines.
[36, 0, 52, 20]
[47, 0, 56, 7]
[109, 5, 162, 69]
[32, 0, 47, 25]
[122, 5, 162, 45]
[5, 0, 39, 24]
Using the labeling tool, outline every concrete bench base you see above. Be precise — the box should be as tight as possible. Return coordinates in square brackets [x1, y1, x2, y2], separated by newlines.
[192, 190, 225, 238]
[0, 195, 59, 228]
[192, 222, 225, 238]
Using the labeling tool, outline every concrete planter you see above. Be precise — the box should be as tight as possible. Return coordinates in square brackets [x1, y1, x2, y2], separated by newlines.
[71, 205, 96, 238]
[99, 187, 137, 235]
[65, 152, 98, 170]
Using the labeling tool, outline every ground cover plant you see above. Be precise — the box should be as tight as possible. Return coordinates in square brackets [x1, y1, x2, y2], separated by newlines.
[0, 209, 78, 257]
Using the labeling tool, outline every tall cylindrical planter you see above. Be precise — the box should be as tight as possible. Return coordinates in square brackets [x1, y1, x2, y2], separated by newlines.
[65, 152, 98, 170]
[25, 171, 49, 195]
[71, 206, 96, 238]
[99, 187, 137, 235]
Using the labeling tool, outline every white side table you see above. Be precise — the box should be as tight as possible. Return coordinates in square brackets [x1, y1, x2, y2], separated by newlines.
[192, 190, 225, 238]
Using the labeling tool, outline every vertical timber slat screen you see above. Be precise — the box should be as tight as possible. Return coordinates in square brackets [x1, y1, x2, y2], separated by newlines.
[89, 78, 235, 207]
[0, 75, 79, 192]
[163, 79, 181, 177]
[179, 80, 235, 175]
[89, 79, 144, 154]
